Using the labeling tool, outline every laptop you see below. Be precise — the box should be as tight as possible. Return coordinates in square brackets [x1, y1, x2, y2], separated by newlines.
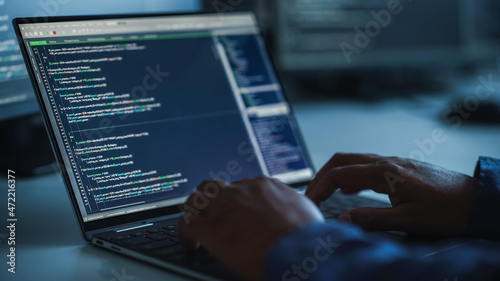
[13, 11, 390, 280]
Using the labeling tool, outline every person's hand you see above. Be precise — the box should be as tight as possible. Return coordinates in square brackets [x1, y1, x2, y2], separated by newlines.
[306, 153, 479, 237]
[178, 177, 323, 281]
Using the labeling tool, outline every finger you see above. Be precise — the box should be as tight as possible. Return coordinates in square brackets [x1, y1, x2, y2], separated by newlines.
[307, 163, 401, 204]
[231, 176, 283, 189]
[338, 207, 404, 232]
[231, 177, 258, 187]
[339, 188, 360, 195]
[183, 190, 209, 216]
[307, 153, 384, 198]
[196, 179, 230, 193]
[184, 180, 230, 214]
[179, 180, 229, 250]
[177, 208, 208, 250]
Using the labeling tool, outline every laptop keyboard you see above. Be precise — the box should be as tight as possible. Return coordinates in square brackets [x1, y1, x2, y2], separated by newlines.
[96, 193, 391, 252]
[93, 193, 393, 279]
[96, 220, 195, 257]
[93, 219, 231, 276]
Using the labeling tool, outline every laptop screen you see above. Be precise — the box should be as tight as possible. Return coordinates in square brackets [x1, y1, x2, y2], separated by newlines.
[17, 13, 314, 223]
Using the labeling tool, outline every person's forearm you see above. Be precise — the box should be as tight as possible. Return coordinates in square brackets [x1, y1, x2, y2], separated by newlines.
[264, 221, 500, 281]
[467, 156, 500, 240]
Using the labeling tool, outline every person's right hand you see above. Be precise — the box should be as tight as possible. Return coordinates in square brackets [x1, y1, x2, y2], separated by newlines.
[306, 153, 479, 237]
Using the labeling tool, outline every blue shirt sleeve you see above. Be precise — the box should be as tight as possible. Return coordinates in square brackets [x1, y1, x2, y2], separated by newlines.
[264, 222, 500, 281]
[467, 156, 500, 239]
[264, 156, 500, 281]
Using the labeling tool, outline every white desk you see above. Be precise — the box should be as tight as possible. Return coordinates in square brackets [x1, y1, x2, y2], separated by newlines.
[2, 90, 500, 281]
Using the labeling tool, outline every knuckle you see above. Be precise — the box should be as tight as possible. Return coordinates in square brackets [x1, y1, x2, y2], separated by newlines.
[254, 176, 271, 186]
[268, 177, 284, 186]
[185, 192, 196, 203]
[232, 177, 251, 184]
[249, 177, 269, 191]
[377, 160, 401, 171]
[255, 175, 269, 181]
[197, 180, 213, 190]
[401, 159, 417, 170]
[326, 166, 341, 175]
[225, 186, 243, 197]
[387, 156, 403, 163]
[198, 180, 226, 194]
[331, 153, 346, 164]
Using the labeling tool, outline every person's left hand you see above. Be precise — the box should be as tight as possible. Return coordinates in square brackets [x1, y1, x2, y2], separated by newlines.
[178, 177, 323, 281]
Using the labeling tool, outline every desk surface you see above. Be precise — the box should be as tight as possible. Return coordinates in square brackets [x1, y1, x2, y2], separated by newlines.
[2, 90, 500, 281]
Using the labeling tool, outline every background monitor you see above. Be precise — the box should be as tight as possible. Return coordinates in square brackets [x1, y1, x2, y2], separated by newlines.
[263, 0, 499, 72]
[3, 0, 500, 174]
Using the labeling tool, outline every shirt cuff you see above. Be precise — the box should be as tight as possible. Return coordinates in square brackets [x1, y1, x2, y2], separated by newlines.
[262, 221, 406, 281]
[467, 156, 500, 240]
[262, 221, 347, 281]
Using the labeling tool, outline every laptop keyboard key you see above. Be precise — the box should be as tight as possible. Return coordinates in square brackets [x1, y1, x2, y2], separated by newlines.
[121, 237, 153, 246]
[129, 231, 147, 237]
[145, 227, 163, 234]
[164, 229, 177, 236]
[109, 234, 130, 241]
[162, 224, 177, 230]
[138, 239, 177, 251]
[147, 234, 170, 241]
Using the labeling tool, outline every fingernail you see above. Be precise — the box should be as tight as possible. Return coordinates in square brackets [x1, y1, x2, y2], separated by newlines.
[337, 213, 351, 223]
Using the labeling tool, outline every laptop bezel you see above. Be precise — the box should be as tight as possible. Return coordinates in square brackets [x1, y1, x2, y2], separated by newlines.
[12, 11, 316, 240]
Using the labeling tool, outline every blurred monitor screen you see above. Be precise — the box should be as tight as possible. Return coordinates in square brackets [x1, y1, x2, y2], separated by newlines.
[269, 0, 498, 71]
[0, 0, 200, 120]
